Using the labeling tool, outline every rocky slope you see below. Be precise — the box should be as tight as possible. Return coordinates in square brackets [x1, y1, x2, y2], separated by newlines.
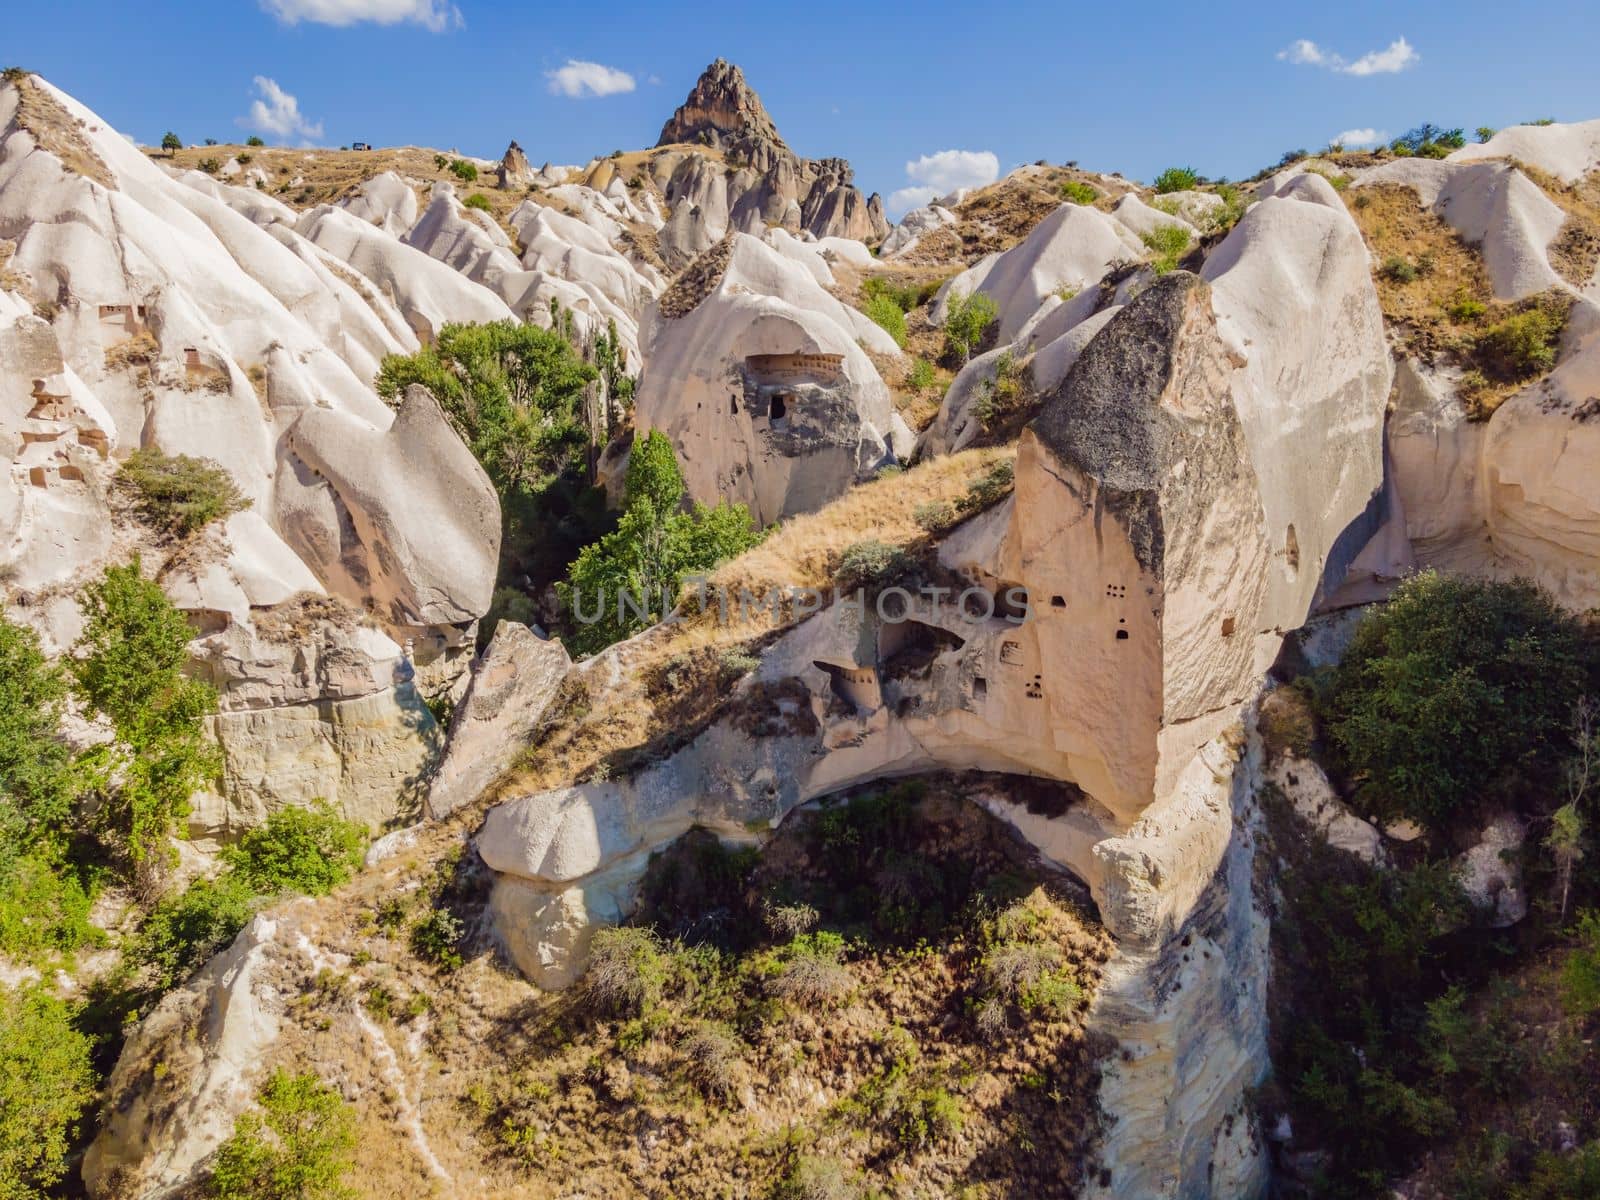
[11, 58, 1600, 1200]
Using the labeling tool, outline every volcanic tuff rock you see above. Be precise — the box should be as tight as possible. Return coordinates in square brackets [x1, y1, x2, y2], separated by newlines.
[651, 59, 889, 264]
[0, 73, 505, 829]
[632, 232, 912, 525]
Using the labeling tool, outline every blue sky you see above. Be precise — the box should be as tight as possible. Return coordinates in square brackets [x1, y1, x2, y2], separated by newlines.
[10, 0, 1599, 216]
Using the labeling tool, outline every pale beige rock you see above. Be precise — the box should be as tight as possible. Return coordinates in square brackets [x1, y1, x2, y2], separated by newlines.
[83, 914, 286, 1196]
[633, 233, 905, 525]
[427, 621, 573, 819]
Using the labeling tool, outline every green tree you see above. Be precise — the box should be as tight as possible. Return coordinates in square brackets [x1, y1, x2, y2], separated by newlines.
[1319, 572, 1588, 833]
[0, 985, 97, 1200]
[376, 320, 603, 599]
[558, 431, 762, 655]
[223, 802, 366, 897]
[943, 291, 999, 364]
[246, 135, 265, 147]
[0, 616, 74, 852]
[70, 561, 220, 866]
[1152, 165, 1200, 193]
[161, 131, 182, 154]
[209, 1070, 357, 1200]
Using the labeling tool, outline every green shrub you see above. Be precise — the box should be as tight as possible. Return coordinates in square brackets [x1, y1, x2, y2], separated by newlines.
[117, 448, 250, 537]
[71, 560, 222, 865]
[161, 132, 182, 154]
[462, 192, 492, 212]
[862, 293, 907, 348]
[767, 931, 852, 1005]
[557, 430, 762, 655]
[942, 291, 998, 364]
[895, 1085, 964, 1149]
[1446, 293, 1487, 322]
[1140, 224, 1192, 275]
[1318, 572, 1588, 832]
[198, 157, 222, 175]
[906, 357, 936, 391]
[585, 926, 669, 1017]
[0, 852, 99, 964]
[209, 1069, 357, 1200]
[960, 457, 1014, 512]
[1562, 910, 1600, 1017]
[1473, 296, 1569, 381]
[1380, 256, 1419, 283]
[1152, 165, 1200, 194]
[1059, 179, 1098, 204]
[449, 158, 478, 182]
[0, 615, 75, 851]
[127, 874, 255, 995]
[0, 985, 97, 1200]
[409, 908, 465, 971]
[835, 540, 917, 597]
[223, 803, 366, 897]
[861, 276, 940, 312]
[246, 135, 265, 147]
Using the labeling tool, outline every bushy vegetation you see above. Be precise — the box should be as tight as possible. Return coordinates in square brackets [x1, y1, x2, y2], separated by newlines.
[1267, 569, 1600, 1197]
[209, 1070, 357, 1199]
[861, 276, 943, 313]
[117, 448, 250, 537]
[1059, 179, 1098, 204]
[1389, 124, 1468, 159]
[1315, 572, 1588, 833]
[906, 357, 937, 392]
[1152, 165, 1199, 194]
[0, 985, 97, 1200]
[223, 802, 366, 897]
[448, 157, 477, 182]
[462, 192, 492, 212]
[1471, 293, 1571, 383]
[377, 320, 604, 610]
[942, 291, 998, 364]
[862, 293, 907, 347]
[1141, 224, 1192, 275]
[558, 430, 763, 655]
[481, 779, 1109, 1195]
[71, 561, 221, 869]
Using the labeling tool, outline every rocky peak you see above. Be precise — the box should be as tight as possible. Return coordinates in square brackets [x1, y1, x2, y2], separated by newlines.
[496, 139, 533, 189]
[657, 58, 788, 156]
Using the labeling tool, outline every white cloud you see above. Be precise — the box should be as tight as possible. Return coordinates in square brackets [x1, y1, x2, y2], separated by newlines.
[1331, 127, 1387, 147]
[905, 149, 1000, 194]
[544, 60, 636, 99]
[1278, 35, 1418, 76]
[1344, 37, 1420, 76]
[238, 77, 324, 143]
[260, 0, 462, 31]
[886, 149, 1000, 218]
[888, 186, 940, 214]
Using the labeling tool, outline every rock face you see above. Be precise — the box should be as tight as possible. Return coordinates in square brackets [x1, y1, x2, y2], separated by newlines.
[496, 139, 534, 190]
[478, 185, 1394, 1194]
[427, 620, 572, 819]
[632, 233, 911, 524]
[651, 60, 889, 264]
[83, 913, 288, 1195]
[0, 73, 506, 832]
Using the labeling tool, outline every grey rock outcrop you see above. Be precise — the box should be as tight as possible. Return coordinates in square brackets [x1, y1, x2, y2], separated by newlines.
[653, 60, 889, 265]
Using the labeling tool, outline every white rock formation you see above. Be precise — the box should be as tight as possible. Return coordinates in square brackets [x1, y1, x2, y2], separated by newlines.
[427, 620, 572, 819]
[632, 233, 910, 524]
[881, 203, 958, 258]
[0, 73, 504, 831]
[1448, 117, 1600, 183]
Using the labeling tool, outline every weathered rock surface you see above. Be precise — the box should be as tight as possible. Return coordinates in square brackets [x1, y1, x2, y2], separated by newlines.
[633, 233, 909, 524]
[0, 74, 504, 831]
[427, 621, 572, 819]
[652, 60, 888, 264]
